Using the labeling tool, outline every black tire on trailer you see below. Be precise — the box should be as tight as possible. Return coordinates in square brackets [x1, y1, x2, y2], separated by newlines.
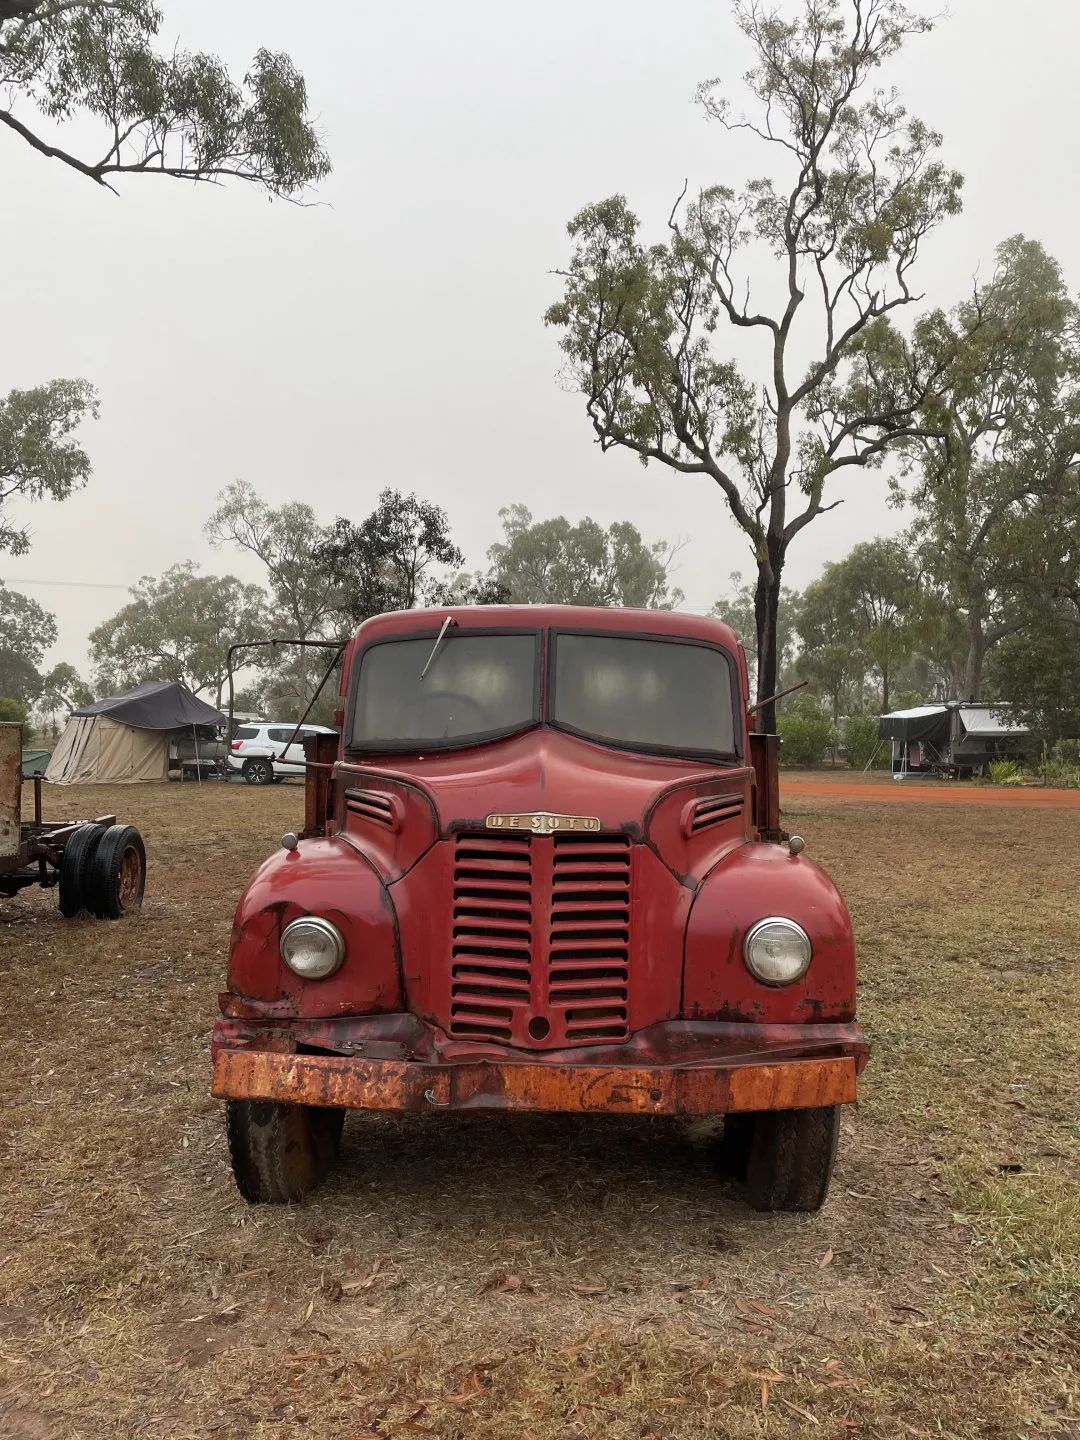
[744, 1105, 841, 1212]
[225, 1099, 344, 1204]
[58, 822, 107, 918]
[86, 824, 147, 919]
[242, 757, 274, 786]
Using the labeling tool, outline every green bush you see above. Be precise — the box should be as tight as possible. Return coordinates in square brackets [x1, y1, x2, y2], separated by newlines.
[988, 758, 1024, 786]
[777, 696, 834, 768]
[840, 712, 883, 770]
[1037, 741, 1080, 789]
[0, 696, 29, 725]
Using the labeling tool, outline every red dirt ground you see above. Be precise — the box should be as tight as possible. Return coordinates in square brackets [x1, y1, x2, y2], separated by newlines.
[781, 771, 1080, 807]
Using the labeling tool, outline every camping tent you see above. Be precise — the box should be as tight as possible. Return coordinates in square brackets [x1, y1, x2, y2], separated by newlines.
[46, 681, 227, 784]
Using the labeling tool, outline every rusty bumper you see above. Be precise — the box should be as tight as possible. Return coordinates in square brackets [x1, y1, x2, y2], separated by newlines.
[211, 1012, 864, 1116]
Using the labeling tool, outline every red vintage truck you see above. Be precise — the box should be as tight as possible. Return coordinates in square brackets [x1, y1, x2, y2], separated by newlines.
[211, 606, 867, 1211]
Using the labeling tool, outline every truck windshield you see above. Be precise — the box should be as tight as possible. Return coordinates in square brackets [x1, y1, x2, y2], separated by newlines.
[350, 633, 539, 749]
[552, 633, 736, 757]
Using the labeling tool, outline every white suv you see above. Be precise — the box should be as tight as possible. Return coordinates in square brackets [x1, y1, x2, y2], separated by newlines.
[228, 723, 338, 785]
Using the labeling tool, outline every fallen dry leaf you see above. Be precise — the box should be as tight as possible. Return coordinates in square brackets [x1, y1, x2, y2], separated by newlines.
[781, 1399, 821, 1425]
[569, 1280, 608, 1296]
[818, 1248, 835, 1268]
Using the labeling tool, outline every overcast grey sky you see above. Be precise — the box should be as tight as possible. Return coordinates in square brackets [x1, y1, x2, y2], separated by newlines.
[4, 0, 1079, 671]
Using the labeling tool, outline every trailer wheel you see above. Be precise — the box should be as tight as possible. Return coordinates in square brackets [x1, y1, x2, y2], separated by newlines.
[86, 824, 146, 919]
[58, 823, 107, 918]
[743, 1105, 841, 1212]
[226, 1099, 344, 1204]
[242, 757, 273, 786]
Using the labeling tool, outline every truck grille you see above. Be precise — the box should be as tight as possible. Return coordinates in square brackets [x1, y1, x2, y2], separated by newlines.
[450, 834, 533, 1042]
[448, 831, 632, 1046]
[549, 834, 631, 1041]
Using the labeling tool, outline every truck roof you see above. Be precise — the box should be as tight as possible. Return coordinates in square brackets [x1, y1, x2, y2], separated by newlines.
[351, 604, 743, 652]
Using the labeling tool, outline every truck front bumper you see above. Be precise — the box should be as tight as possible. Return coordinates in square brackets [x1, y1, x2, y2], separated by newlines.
[211, 1007, 868, 1117]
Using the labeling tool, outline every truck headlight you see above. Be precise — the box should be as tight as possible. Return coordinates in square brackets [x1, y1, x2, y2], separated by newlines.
[743, 917, 812, 986]
[281, 916, 345, 979]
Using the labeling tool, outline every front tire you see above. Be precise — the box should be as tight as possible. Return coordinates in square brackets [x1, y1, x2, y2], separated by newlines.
[226, 1099, 344, 1203]
[242, 757, 274, 786]
[743, 1105, 841, 1212]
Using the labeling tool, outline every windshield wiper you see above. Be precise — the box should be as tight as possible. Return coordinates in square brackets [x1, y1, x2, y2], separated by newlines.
[420, 615, 455, 679]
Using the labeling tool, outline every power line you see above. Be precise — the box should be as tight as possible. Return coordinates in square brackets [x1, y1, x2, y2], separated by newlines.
[1, 576, 130, 590]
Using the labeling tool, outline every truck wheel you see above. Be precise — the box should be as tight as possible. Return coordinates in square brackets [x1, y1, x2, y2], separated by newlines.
[87, 825, 147, 919]
[58, 823, 106, 918]
[743, 1105, 841, 1212]
[226, 1099, 344, 1204]
[242, 757, 273, 786]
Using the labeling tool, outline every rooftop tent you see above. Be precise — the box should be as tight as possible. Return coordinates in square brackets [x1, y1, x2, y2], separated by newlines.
[46, 681, 227, 785]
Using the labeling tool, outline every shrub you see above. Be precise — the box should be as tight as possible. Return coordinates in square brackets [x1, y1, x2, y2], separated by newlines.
[988, 758, 1024, 786]
[0, 696, 29, 725]
[1036, 741, 1080, 789]
[777, 696, 834, 768]
[840, 712, 883, 770]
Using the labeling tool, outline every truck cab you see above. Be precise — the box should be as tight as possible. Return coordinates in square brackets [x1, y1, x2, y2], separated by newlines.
[212, 606, 867, 1210]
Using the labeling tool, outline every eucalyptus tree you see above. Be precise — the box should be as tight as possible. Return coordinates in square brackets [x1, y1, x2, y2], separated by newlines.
[207, 481, 344, 711]
[0, 379, 97, 556]
[546, 0, 962, 729]
[89, 563, 266, 706]
[798, 538, 919, 712]
[317, 490, 468, 626]
[899, 237, 1080, 698]
[0, 1, 329, 196]
[1, 4, 328, 558]
[485, 504, 684, 609]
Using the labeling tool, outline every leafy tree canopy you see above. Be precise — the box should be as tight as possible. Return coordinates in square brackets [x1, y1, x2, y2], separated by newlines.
[796, 538, 923, 714]
[897, 235, 1080, 697]
[0, 379, 97, 555]
[0, 648, 42, 705]
[0, 1, 329, 196]
[484, 504, 684, 609]
[89, 561, 266, 704]
[317, 489, 466, 626]
[38, 659, 94, 713]
[546, 0, 962, 730]
[206, 481, 342, 640]
[0, 580, 58, 666]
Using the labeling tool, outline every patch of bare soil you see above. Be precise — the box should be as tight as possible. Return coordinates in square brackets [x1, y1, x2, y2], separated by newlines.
[782, 769, 1080, 806]
[0, 780, 1075, 1439]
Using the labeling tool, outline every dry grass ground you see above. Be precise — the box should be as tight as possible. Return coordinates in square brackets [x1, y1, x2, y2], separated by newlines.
[1, 779, 1076, 1440]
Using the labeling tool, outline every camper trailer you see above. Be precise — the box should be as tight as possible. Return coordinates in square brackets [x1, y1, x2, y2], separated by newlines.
[879, 702, 1031, 777]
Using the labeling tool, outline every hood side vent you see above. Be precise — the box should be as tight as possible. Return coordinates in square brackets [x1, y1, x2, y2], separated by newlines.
[683, 792, 744, 837]
[345, 787, 400, 831]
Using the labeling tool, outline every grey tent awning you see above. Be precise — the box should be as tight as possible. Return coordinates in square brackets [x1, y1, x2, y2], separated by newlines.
[71, 680, 226, 730]
[955, 705, 1030, 739]
[878, 705, 950, 744]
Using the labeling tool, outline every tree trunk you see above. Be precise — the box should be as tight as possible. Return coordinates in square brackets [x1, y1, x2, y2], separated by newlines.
[963, 609, 986, 701]
[881, 664, 890, 716]
[754, 560, 783, 734]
